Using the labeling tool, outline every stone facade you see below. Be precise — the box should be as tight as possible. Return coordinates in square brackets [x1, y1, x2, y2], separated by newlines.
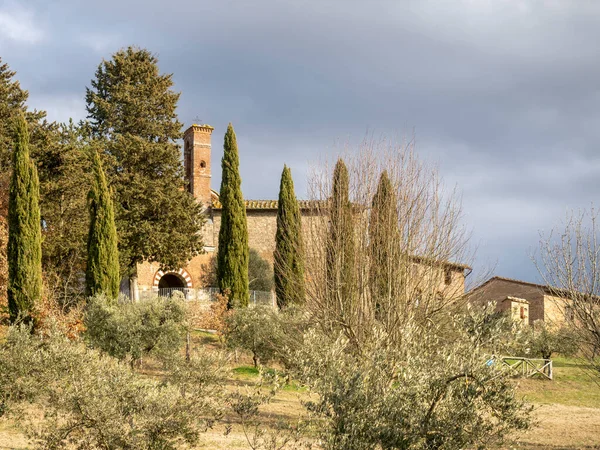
[135, 124, 469, 298]
[468, 276, 571, 326]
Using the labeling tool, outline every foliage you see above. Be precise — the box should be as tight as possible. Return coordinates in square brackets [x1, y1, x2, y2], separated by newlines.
[217, 123, 249, 307]
[225, 306, 281, 367]
[85, 148, 120, 299]
[304, 141, 471, 350]
[0, 173, 7, 322]
[325, 158, 355, 323]
[0, 57, 46, 173]
[204, 250, 273, 292]
[32, 292, 85, 339]
[85, 46, 205, 276]
[0, 58, 49, 314]
[369, 170, 400, 320]
[460, 303, 528, 355]
[536, 209, 600, 378]
[36, 121, 91, 307]
[0, 324, 226, 449]
[224, 305, 306, 368]
[249, 249, 274, 292]
[274, 165, 305, 308]
[84, 295, 187, 364]
[7, 114, 42, 324]
[192, 290, 230, 338]
[522, 320, 578, 360]
[293, 311, 532, 450]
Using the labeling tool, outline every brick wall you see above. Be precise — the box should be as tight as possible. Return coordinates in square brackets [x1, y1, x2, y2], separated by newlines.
[468, 278, 545, 324]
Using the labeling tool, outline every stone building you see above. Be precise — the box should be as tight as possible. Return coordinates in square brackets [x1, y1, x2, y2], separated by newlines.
[133, 124, 470, 301]
[468, 276, 573, 326]
[134, 124, 320, 299]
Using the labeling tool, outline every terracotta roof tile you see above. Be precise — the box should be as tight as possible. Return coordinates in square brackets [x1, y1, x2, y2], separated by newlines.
[211, 194, 320, 211]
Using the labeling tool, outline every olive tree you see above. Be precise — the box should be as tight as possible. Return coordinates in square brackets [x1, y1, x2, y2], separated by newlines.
[0, 324, 226, 449]
[84, 294, 187, 365]
[292, 308, 532, 450]
[290, 137, 530, 449]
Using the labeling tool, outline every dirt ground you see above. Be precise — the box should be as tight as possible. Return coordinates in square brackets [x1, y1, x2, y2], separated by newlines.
[3, 389, 598, 449]
[512, 404, 600, 449]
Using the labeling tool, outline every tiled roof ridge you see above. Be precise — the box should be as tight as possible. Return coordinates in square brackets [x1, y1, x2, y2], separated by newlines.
[469, 275, 579, 299]
[210, 192, 319, 210]
[489, 276, 548, 290]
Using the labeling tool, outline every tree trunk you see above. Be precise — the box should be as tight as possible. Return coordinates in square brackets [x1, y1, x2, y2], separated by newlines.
[129, 269, 139, 302]
[186, 331, 191, 362]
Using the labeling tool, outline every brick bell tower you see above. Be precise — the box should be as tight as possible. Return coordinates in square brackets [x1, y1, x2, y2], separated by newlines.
[183, 124, 214, 207]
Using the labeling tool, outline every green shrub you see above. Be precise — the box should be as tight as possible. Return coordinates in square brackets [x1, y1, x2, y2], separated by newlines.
[202, 249, 274, 292]
[523, 320, 578, 360]
[84, 294, 187, 364]
[0, 324, 226, 449]
[293, 310, 533, 450]
[224, 306, 307, 368]
[225, 305, 282, 367]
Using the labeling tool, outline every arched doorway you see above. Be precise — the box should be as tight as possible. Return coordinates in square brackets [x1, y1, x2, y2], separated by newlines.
[153, 269, 193, 298]
[158, 273, 185, 289]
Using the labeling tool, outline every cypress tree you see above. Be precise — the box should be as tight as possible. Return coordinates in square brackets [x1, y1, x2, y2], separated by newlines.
[325, 159, 355, 309]
[217, 123, 249, 307]
[369, 170, 399, 319]
[86, 149, 120, 299]
[274, 165, 305, 308]
[7, 114, 42, 323]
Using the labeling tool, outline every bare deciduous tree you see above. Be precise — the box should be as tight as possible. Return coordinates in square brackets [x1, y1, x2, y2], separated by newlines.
[536, 209, 600, 376]
[303, 136, 474, 348]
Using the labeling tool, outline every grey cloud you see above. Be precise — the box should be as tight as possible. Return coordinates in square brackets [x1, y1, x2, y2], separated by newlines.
[5, 0, 600, 282]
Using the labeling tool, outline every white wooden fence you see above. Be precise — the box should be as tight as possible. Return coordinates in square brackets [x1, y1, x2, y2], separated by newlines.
[496, 356, 553, 380]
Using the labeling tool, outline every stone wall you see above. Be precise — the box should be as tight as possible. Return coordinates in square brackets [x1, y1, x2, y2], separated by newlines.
[137, 208, 323, 291]
[543, 294, 569, 327]
[137, 206, 467, 297]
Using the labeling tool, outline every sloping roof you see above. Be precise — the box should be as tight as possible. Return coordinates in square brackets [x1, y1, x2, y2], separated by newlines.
[210, 190, 320, 211]
[468, 276, 577, 299]
[502, 296, 529, 304]
[211, 198, 320, 210]
[409, 254, 471, 271]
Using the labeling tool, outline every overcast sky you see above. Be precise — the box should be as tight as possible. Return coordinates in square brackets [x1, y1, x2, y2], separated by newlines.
[2, 0, 599, 284]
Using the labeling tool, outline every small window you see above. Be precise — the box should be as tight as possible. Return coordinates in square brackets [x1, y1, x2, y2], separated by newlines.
[444, 268, 452, 285]
[565, 305, 575, 322]
[200, 160, 206, 168]
[520, 306, 525, 320]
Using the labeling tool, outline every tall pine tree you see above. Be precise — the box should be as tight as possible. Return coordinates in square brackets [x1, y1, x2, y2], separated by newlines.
[37, 121, 92, 305]
[274, 165, 305, 308]
[86, 149, 120, 299]
[217, 123, 249, 308]
[7, 114, 42, 323]
[325, 159, 355, 313]
[85, 47, 205, 296]
[369, 170, 399, 320]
